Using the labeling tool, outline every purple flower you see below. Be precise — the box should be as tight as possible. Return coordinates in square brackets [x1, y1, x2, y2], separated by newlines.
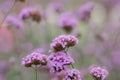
[19, 8, 31, 20]
[77, 2, 94, 21]
[89, 66, 109, 80]
[58, 13, 77, 33]
[50, 35, 78, 52]
[5, 16, 24, 29]
[50, 3, 64, 13]
[19, 7, 41, 22]
[48, 52, 74, 73]
[63, 69, 82, 80]
[22, 51, 48, 67]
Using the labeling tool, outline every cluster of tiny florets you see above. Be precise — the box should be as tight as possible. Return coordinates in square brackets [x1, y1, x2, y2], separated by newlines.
[89, 66, 109, 80]
[48, 52, 74, 73]
[50, 35, 78, 52]
[5, 16, 24, 29]
[58, 13, 77, 33]
[22, 51, 48, 67]
[77, 2, 94, 21]
[19, 8, 41, 22]
[50, 3, 64, 13]
[63, 69, 82, 80]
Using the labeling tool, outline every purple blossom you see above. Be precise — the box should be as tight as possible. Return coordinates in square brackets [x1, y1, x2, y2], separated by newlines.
[50, 35, 78, 52]
[19, 7, 41, 22]
[48, 52, 74, 73]
[58, 13, 77, 33]
[50, 3, 64, 13]
[63, 69, 82, 80]
[22, 51, 48, 67]
[77, 2, 94, 21]
[19, 8, 31, 20]
[5, 16, 24, 29]
[89, 66, 109, 80]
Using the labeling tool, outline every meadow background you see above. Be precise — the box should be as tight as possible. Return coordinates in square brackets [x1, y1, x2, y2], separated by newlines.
[0, 0, 120, 80]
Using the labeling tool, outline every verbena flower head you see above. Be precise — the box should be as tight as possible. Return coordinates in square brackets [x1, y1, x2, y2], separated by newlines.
[58, 12, 77, 33]
[77, 2, 94, 21]
[48, 52, 74, 73]
[22, 51, 48, 67]
[50, 35, 78, 52]
[5, 16, 24, 29]
[63, 69, 82, 80]
[89, 66, 109, 80]
[50, 3, 64, 13]
[19, 7, 41, 22]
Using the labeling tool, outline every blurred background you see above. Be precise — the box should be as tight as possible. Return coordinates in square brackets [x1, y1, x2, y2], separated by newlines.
[0, 0, 120, 80]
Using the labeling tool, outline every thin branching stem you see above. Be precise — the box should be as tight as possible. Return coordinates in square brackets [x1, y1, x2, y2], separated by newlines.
[64, 48, 75, 69]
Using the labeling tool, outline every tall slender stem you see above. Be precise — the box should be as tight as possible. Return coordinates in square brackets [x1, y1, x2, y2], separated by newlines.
[35, 66, 38, 80]
[64, 48, 75, 69]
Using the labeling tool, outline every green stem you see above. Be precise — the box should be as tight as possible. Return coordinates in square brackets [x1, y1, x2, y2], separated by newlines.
[35, 66, 38, 80]
[64, 48, 75, 69]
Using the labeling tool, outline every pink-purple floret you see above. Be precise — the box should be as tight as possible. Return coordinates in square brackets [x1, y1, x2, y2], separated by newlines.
[50, 35, 78, 52]
[48, 52, 74, 73]
[89, 66, 109, 80]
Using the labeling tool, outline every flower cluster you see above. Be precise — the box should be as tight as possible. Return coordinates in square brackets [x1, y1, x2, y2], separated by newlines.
[89, 66, 109, 80]
[48, 52, 74, 73]
[77, 2, 94, 21]
[19, 8, 41, 22]
[5, 16, 24, 29]
[50, 3, 64, 13]
[63, 69, 82, 80]
[22, 51, 48, 67]
[58, 13, 77, 33]
[50, 35, 78, 52]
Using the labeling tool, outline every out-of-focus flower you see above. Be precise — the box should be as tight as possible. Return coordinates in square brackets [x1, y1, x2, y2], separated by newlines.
[63, 69, 82, 80]
[48, 52, 74, 73]
[19, 7, 41, 22]
[89, 65, 109, 80]
[50, 35, 78, 52]
[22, 51, 48, 67]
[77, 2, 94, 21]
[0, 73, 6, 80]
[50, 3, 64, 13]
[5, 16, 24, 29]
[58, 13, 77, 33]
